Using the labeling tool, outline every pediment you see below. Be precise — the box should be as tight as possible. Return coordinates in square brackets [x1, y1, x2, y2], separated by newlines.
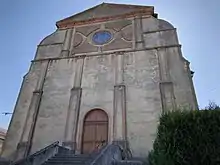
[56, 3, 155, 29]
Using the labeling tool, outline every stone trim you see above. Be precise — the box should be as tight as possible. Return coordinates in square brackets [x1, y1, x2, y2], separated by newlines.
[57, 10, 153, 29]
[32, 44, 181, 62]
[37, 42, 63, 47]
[143, 28, 176, 34]
[36, 29, 176, 47]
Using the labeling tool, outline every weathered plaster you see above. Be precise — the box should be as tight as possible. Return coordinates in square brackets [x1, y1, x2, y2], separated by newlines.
[31, 59, 75, 153]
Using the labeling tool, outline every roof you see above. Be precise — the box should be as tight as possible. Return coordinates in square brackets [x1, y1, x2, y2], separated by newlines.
[56, 3, 156, 29]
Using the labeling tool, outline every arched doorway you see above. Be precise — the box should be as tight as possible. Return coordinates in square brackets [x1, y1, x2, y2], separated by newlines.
[82, 109, 108, 153]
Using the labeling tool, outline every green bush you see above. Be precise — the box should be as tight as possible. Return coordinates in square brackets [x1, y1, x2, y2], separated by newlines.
[149, 107, 220, 165]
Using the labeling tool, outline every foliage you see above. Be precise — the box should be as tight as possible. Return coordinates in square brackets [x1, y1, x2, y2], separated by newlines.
[205, 101, 220, 110]
[149, 105, 220, 165]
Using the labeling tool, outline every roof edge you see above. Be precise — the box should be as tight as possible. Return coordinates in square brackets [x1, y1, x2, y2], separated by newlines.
[56, 3, 103, 25]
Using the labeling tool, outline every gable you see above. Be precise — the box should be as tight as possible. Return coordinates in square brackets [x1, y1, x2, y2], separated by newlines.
[56, 3, 155, 29]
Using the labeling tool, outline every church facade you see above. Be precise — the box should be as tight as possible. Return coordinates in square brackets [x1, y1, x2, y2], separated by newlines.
[1, 3, 198, 160]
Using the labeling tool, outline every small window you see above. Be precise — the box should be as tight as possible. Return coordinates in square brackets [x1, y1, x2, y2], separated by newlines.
[92, 31, 112, 45]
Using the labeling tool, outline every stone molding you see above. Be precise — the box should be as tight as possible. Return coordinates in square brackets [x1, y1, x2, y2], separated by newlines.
[56, 11, 152, 29]
[143, 28, 176, 34]
[37, 42, 63, 47]
[32, 44, 181, 62]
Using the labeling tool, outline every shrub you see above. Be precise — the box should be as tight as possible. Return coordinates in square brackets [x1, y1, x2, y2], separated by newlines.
[149, 106, 220, 165]
[205, 101, 220, 110]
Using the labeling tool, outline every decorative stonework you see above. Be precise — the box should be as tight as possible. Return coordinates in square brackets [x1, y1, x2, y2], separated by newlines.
[72, 21, 133, 54]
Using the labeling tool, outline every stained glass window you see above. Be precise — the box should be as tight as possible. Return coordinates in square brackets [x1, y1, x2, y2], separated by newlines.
[92, 31, 112, 45]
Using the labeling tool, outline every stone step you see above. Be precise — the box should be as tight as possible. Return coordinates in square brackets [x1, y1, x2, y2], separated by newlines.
[50, 157, 91, 160]
[52, 157, 92, 160]
[46, 160, 87, 163]
[44, 160, 87, 165]
[43, 153, 94, 165]
[55, 154, 91, 157]
[113, 160, 143, 165]
[44, 163, 85, 165]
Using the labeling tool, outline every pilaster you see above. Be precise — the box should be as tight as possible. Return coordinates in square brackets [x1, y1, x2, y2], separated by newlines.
[159, 82, 176, 111]
[113, 54, 127, 141]
[16, 61, 49, 159]
[113, 84, 127, 140]
[63, 87, 82, 150]
[134, 16, 144, 49]
[158, 49, 176, 111]
[63, 57, 84, 151]
[61, 29, 73, 57]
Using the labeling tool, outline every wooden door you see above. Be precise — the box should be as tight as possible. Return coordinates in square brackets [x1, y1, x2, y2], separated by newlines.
[82, 109, 108, 154]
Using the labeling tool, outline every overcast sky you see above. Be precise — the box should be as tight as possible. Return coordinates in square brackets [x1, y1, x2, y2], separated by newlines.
[0, 0, 219, 129]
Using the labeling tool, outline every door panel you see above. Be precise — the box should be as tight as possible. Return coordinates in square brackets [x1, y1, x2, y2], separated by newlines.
[83, 124, 96, 141]
[82, 109, 108, 154]
[96, 124, 108, 141]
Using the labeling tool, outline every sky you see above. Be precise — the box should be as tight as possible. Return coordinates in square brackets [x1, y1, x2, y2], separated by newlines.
[0, 0, 219, 129]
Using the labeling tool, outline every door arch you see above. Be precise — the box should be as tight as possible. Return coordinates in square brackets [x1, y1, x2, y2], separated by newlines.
[82, 109, 108, 153]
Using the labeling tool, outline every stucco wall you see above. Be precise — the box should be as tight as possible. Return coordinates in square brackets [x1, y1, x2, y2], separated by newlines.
[31, 59, 75, 153]
[76, 55, 115, 151]
[124, 50, 162, 157]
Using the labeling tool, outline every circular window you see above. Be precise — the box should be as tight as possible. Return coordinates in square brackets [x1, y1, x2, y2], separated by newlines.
[92, 31, 112, 45]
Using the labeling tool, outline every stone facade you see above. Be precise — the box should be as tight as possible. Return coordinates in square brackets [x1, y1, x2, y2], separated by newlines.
[1, 3, 198, 160]
[0, 128, 6, 155]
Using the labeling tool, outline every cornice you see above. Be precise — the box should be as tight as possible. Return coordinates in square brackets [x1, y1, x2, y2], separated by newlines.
[32, 44, 181, 62]
[56, 10, 153, 29]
